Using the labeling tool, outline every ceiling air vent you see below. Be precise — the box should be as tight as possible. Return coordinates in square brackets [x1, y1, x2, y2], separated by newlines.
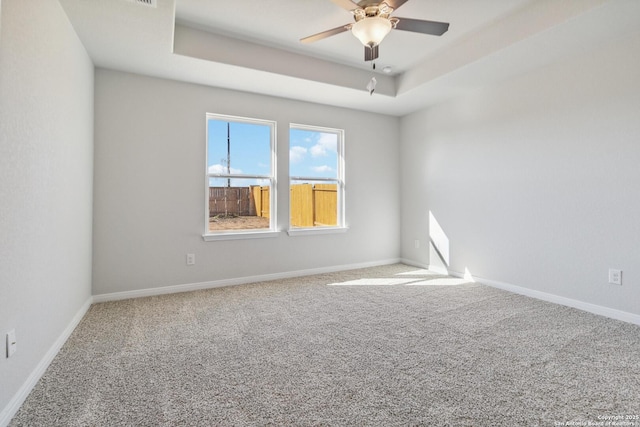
[126, 0, 157, 7]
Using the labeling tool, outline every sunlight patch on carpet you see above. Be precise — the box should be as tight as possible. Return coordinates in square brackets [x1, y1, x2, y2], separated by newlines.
[405, 278, 472, 286]
[395, 269, 440, 277]
[327, 278, 418, 286]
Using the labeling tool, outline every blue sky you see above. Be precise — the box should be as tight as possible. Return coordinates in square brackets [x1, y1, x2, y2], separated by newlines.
[207, 120, 338, 186]
[207, 120, 271, 177]
[289, 128, 338, 179]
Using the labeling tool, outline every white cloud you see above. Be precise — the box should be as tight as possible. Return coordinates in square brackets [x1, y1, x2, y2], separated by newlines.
[312, 165, 333, 173]
[310, 133, 337, 157]
[208, 164, 242, 174]
[290, 146, 307, 163]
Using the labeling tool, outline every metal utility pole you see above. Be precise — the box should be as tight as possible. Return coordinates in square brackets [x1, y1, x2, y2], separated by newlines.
[223, 122, 231, 217]
[226, 122, 231, 188]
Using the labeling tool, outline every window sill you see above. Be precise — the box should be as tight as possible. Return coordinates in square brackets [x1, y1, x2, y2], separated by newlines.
[203, 230, 281, 241]
[287, 227, 348, 237]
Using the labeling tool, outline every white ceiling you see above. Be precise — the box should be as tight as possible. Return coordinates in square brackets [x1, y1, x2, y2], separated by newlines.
[58, 0, 640, 116]
[174, 0, 531, 75]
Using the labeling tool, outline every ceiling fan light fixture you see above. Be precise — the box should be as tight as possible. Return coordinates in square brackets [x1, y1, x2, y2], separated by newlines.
[351, 17, 392, 47]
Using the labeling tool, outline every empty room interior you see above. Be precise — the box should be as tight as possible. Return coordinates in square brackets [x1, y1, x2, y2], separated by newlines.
[1, 0, 640, 425]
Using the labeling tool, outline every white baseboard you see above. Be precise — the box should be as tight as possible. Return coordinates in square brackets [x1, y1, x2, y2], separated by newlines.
[5, 257, 636, 427]
[93, 258, 402, 303]
[399, 258, 430, 270]
[0, 297, 93, 427]
[3, 259, 402, 425]
[440, 266, 640, 326]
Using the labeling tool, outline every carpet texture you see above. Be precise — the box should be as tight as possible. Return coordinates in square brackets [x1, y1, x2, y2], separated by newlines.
[10, 264, 640, 426]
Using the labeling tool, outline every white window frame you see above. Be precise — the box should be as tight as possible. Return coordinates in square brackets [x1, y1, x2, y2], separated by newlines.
[203, 113, 278, 241]
[287, 123, 346, 236]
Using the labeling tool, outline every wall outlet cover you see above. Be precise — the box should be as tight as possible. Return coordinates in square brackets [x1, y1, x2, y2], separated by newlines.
[186, 253, 196, 266]
[608, 269, 622, 285]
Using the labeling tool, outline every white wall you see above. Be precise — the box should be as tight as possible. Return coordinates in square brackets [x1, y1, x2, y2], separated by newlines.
[92, 69, 401, 296]
[401, 30, 640, 316]
[0, 0, 94, 421]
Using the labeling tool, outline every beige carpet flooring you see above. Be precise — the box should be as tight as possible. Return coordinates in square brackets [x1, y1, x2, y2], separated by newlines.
[10, 264, 640, 426]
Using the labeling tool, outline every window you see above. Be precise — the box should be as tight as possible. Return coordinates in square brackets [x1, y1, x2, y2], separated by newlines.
[205, 114, 276, 240]
[289, 124, 345, 234]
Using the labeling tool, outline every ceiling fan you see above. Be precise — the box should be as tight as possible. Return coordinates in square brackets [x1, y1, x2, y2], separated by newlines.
[300, 0, 450, 62]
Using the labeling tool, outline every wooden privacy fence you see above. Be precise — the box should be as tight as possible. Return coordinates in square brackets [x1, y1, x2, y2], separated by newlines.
[209, 184, 337, 226]
[290, 183, 337, 227]
[208, 187, 255, 217]
[251, 185, 270, 219]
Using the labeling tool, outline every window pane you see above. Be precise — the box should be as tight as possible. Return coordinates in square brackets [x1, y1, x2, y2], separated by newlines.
[290, 179, 339, 228]
[208, 178, 271, 232]
[289, 124, 343, 230]
[206, 114, 275, 235]
[207, 120, 271, 176]
[289, 128, 338, 179]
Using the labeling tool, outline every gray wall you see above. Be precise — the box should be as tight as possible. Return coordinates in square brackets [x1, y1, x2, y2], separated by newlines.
[400, 30, 640, 316]
[92, 69, 401, 295]
[4, 0, 638, 419]
[0, 0, 94, 416]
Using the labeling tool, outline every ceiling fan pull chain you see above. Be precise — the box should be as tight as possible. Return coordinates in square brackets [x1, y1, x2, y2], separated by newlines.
[367, 61, 377, 95]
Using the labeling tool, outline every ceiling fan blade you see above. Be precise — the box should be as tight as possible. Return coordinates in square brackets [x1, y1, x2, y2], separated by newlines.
[300, 25, 350, 44]
[356, 0, 408, 9]
[379, 0, 410, 10]
[394, 17, 449, 36]
[331, 0, 359, 11]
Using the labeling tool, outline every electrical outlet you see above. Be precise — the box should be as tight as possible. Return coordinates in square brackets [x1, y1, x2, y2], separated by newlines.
[186, 253, 196, 266]
[608, 269, 622, 285]
[414, 240, 420, 249]
[6, 330, 16, 358]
